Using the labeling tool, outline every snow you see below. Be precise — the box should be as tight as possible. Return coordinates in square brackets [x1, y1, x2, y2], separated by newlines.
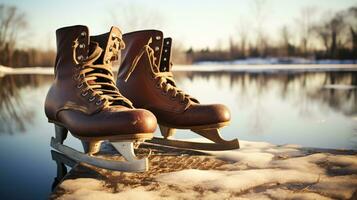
[196, 58, 357, 65]
[323, 84, 357, 90]
[0, 65, 53, 75]
[60, 179, 160, 200]
[1, 64, 357, 76]
[55, 140, 357, 200]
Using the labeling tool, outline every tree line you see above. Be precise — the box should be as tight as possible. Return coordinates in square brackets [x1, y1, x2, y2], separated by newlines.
[0, 3, 356, 67]
[0, 4, 55, 68]
[186, 5, 357, 63]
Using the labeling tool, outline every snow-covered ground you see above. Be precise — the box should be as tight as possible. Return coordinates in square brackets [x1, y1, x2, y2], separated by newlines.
[1, 64, 357, 76]
[196, 58, 357, 65]
[0, 65, 53, 75]
[53, 140, 357, 200]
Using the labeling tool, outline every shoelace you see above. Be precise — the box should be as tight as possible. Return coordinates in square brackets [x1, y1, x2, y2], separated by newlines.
[73, 40, 133, 108]
[124, 39, 198, 108]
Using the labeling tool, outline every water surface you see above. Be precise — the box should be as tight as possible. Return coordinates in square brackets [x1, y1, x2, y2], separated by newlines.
[0, 68, 356, 199]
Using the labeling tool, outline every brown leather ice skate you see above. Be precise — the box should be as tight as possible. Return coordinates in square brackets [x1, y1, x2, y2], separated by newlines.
[116, 30, 239, 151]
[45, 25, 157, 171]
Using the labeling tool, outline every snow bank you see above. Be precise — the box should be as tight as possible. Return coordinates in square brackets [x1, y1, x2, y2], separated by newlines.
[323, 84, 357, 90]
[0, 65, 53, 75]
[56, 140, 357, 200]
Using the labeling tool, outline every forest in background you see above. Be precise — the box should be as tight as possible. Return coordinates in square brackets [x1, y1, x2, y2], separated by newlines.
[0, 2, 356, 68]
[187, 4, 357, 63]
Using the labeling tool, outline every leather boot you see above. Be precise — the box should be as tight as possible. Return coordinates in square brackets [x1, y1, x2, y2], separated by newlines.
[116, 30, 239, 150]
[45, 25, 157, 171]
[45, 25, 156, 140]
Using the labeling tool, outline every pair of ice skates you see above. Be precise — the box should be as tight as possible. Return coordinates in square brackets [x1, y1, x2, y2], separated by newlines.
[45, 25, 239, 172]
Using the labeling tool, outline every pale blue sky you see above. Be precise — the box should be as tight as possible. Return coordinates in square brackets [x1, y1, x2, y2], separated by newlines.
[1, 0, 356, 50]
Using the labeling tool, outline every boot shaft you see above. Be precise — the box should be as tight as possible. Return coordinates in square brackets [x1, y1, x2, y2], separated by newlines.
[46, 25, 128, 121]
[54, 25, 89, 79]
[119, 30, 176, 80]
[117, 30, 198, 114]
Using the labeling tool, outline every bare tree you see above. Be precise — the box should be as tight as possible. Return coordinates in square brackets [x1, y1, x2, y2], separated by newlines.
[296, 6, 316, 56]
[252, 0, 270, 57]
[236, 17, 249, 58]
[314, 11, 347, 58]
[329, 13, 345, 58]
[345, 7, 357, 58]
[280, 25, 291, 56]
[0, 4, 27, 66]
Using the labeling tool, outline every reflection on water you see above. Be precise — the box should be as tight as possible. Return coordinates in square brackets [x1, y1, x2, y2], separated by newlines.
[0, 69, 356, 199]
[0, 75, 53, 134]
[173, 71, 357, 149]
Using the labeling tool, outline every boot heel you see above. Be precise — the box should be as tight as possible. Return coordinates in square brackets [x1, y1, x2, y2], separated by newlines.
[81, 141, 102, 155]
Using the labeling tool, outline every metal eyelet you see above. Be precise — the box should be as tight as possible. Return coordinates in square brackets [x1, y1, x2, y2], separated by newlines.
[77, 55, 84, 61]
[81, 31, 87, 37]
[163, 57, 167, 61]
[154, 46, 160, 51]
[88, 96, 96, 102]
[74, 74, 81, 80]
[81, 91, 88, 97]
[162, 91, 168, 95]
[95, 100, 102, 105]
[79, 44, 85, 48]
[77, 83, 83, 88]
[155, 36, 161, 40]
[166, 41, 170, 45]
[164, 49, 168, 53]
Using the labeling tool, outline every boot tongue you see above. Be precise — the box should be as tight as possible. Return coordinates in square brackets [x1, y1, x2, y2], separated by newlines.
[159, 38, 173, 72]
[91, 26, 123, 65]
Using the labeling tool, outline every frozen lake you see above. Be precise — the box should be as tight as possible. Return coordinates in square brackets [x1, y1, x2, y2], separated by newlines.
[0, 65, 356, 199]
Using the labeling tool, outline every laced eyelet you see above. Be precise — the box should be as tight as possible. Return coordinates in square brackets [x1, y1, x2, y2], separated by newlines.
[155, 36, 161, 40]
[156, 83, 161, 88]
[88, 96, 96, 102]
[77, 55, 84, 61]
[74, 74, 81, 80]
[81, 91, 88, 97]
[170, 95, 176, 100]
[180, 100, 186, 105]
[77, 83, 83, 88]
[95, 100, 102, 105]
[162, 91, 168, 95]
[155, 46, 160, 51]
[79, 44, 85, 48]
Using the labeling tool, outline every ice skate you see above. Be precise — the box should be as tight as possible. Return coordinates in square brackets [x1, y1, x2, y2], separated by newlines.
[45, 25, 157, 172]
[116, 30, 239, 151]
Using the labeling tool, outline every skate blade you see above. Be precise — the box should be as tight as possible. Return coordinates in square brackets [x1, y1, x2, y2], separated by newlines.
[51, 137, 148, 172]
[147, 137, 240, 151]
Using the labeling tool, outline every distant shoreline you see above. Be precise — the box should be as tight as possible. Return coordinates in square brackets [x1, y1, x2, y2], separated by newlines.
[1, 64, 357, 76]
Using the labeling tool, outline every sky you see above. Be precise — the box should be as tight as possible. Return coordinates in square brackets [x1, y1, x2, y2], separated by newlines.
[1, 0, 356, 50]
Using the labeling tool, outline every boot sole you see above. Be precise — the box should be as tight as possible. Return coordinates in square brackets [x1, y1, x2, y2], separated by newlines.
[157, 121, 230, 130]
[48, 120, 154, 142]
